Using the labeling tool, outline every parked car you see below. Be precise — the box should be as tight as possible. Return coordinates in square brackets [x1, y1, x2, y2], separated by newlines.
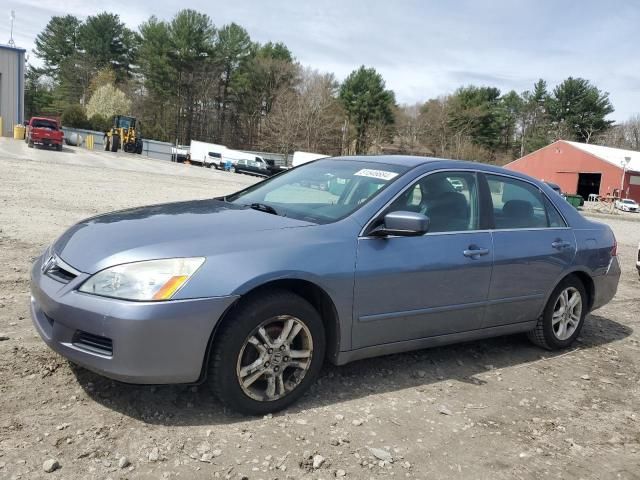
[25, 117, 64, 151]
[637, 242, 640, 277]
[449, 178, 464, 191]
[615, 198, 639, 212]
[171, 145, 189, 163]
[30, 156, 620, 414]
[233, 158, 271, 177]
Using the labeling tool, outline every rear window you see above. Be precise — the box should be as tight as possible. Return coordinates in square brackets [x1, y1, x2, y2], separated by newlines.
[487, 174, 566, 229]
[31, 119, 58, 130]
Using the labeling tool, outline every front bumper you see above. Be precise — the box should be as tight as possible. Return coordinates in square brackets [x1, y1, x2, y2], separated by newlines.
[33, 138, 62, 146]
[592, 256, 621, 311]
[30, 255, 238, 384]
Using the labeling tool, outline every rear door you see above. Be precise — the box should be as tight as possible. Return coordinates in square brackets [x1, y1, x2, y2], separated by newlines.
[482, 173, 576, 328]
[352, 170, 493, 349]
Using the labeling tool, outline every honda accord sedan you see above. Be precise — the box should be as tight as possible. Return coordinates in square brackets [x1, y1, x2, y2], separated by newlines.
[31, 156, 620, 414]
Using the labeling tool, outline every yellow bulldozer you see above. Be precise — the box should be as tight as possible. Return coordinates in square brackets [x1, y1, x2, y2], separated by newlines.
[104, 115, 143, 154]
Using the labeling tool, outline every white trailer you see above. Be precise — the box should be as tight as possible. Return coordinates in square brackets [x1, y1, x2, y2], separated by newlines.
[189, 140, 228, 167]
[291, 151, 329, 167]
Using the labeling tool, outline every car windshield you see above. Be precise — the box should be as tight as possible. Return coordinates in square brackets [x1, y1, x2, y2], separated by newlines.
[622, 199, 636, 204]
[227, 159, 410, 224]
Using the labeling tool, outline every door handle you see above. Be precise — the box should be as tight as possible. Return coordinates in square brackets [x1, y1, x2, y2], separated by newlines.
[551, 240, 572, 249]
[463, 247, 490, 258]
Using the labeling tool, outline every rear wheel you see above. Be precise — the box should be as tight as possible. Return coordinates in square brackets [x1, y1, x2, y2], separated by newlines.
[209, 290, 325, 415]
[111, 135, 120, 152]
[528, 275, 587, 350]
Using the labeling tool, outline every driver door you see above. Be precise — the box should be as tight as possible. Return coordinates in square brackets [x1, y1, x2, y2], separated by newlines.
[352, 171, 493, 349]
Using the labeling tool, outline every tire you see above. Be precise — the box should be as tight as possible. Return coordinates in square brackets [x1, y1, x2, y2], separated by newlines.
[527, 275, 588, 350]
[111, 135, 120, 152]
[28, 138, 34, 148]
[209, 289, 325, 415]
[56, 144, 62, 151]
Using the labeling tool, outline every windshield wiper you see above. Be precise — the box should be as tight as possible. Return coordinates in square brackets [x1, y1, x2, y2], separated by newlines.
[247, 202, 279, 216]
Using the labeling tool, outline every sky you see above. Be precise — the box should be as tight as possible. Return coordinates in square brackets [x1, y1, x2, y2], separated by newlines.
[3, 0, 640, 121]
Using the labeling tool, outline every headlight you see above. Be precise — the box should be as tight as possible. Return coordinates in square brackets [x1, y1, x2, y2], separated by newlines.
[79, 257, 205, 301]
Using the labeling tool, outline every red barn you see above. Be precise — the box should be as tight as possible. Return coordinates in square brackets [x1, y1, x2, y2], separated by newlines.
[505, 140, 640, 202]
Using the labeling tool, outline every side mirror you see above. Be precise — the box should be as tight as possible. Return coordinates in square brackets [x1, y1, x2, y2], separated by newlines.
[370, 211, 430, 237]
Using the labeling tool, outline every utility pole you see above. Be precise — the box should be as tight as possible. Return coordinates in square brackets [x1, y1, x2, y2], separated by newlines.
[620, 156, 631, 199]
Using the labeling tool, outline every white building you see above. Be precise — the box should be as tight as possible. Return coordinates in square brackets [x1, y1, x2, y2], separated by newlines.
[0, 44, 26, 137]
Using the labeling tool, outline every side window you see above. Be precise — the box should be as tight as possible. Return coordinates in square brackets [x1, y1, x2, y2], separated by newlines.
[486, 174, 561, 229]
[386, 171, 480, 233]
[543, 195, 567, 227]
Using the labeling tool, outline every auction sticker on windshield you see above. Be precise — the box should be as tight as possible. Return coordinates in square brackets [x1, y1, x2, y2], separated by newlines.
[354, 169, 399, 181]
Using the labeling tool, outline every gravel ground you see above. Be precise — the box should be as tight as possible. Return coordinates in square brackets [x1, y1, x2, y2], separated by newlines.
[1, 138, 639, 479]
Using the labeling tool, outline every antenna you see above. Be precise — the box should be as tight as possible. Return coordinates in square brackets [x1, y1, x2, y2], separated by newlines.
[8, 9, 16, 47]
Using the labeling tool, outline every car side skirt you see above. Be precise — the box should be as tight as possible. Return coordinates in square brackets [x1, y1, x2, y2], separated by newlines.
[334, 320, 537, 366]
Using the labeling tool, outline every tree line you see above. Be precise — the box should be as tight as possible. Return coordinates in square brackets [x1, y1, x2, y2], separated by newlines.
[26, 10, 623, 161]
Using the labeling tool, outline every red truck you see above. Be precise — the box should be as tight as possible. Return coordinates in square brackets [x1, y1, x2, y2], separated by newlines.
[25, 117, 64, 151]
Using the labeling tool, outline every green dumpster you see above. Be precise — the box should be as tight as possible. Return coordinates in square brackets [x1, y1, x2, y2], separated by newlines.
[565, 194, 583, 209]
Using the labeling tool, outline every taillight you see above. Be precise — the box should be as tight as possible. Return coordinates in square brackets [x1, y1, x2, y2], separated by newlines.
[611, 235, 618, 257]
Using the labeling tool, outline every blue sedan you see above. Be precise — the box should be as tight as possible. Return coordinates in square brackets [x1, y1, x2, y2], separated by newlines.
[30, 156, 620, 414]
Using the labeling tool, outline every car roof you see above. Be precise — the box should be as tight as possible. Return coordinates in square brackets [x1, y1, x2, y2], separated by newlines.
[328, 155, 553, 186]
[335, 155, 444, 168]
[332, 155, 520, 174]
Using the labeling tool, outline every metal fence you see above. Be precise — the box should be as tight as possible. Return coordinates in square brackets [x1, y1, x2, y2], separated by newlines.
[60, 127, 292, 165]
[61, 127, 174, 161]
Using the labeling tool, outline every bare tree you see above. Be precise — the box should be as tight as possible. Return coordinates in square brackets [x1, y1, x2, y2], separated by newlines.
[595, 115, 640, 150]
[261, 68, 343, 155]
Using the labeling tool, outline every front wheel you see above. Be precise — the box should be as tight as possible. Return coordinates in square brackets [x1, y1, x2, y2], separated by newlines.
[209, 290, 325, 415]
[528, 275, 587, 350]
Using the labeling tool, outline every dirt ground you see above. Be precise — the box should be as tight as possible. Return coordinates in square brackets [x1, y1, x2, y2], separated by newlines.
[1, 138, 639, 480]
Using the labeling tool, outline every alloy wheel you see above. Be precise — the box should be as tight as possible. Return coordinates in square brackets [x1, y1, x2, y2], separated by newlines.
[552, 287, 582, 340]
[236, 315, 313, 402]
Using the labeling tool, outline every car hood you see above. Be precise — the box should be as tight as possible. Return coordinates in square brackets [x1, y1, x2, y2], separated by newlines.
[53, 199, 315, 273]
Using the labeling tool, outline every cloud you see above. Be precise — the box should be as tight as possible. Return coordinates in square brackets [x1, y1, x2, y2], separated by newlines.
[6, 0, 639, 121]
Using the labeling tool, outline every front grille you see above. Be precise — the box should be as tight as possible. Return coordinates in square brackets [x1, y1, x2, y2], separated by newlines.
[72, 331, 113, 357]
[43, 255, 80, 284]
[45, 265, 77, 283]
